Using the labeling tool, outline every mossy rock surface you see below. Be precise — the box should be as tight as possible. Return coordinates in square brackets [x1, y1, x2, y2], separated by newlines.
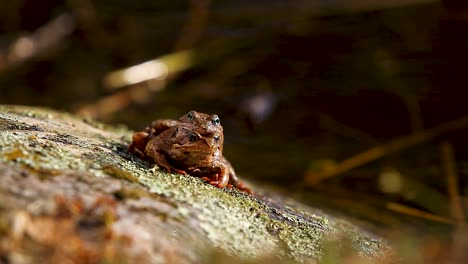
[0, 105, 393, 263]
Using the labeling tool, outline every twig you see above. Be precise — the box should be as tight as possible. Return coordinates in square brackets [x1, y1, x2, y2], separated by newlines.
[173, 0, 211, 52]
[440, 141, 465, 223]
[400, 92, 423, 132]
[306, 116, 468, 184]
[318, 113, 377, 144]
[385, 202, 453, 224]
[75, 84, 159, 119]
[440, 140, 467, 263]
[0, 14, 75, 73]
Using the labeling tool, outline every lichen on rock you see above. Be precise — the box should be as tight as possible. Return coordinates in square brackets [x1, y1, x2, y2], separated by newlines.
[0, 105, 393, 263]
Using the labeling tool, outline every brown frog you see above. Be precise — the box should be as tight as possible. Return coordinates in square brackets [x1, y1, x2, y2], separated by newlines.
[129, 111, 251, 193]
[128, 110, 223, 158]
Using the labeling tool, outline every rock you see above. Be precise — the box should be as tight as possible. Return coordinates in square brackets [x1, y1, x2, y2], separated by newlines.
[0, 105, 393, 263]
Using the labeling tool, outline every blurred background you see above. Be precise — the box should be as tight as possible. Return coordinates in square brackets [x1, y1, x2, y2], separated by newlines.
[1, 0, 468, 261]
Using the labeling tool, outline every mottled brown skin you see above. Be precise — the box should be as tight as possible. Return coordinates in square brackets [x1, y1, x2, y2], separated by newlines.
[129, 111, 251, 193]
[128, 110, 223, 157]
[152, 110, 224, 143]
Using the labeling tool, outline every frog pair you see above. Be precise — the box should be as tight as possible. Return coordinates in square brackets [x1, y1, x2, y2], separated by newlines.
[129, 111, 251, 193]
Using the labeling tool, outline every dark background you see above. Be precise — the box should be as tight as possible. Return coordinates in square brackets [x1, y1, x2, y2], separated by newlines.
[1, 0, 468, 256]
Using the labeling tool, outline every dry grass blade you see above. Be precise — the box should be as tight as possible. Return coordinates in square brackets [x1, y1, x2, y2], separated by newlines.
[385, 202, 453, 224]
[0, 14, 75, 73]
[440, 141, 465, 223]
[306, 116, 468, 185]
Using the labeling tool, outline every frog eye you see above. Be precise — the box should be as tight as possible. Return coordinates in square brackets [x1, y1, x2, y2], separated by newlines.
[211, 115, 220, 126]
[188, 132, 199, 142]
[186, 111, 195, 120]
[213, 135, 220, 142]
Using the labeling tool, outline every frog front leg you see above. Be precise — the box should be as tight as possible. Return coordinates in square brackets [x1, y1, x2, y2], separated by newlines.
[206, 167, 230, 188]
[228, 171, 252, 194]
[151, 150, 188, 175]
[223, 158, 252, 194]
[128, 131, 150, 158]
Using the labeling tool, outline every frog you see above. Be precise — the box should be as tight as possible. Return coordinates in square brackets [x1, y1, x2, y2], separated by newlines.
[129, 111, 251, 194]
[128, 110, 223, 158]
